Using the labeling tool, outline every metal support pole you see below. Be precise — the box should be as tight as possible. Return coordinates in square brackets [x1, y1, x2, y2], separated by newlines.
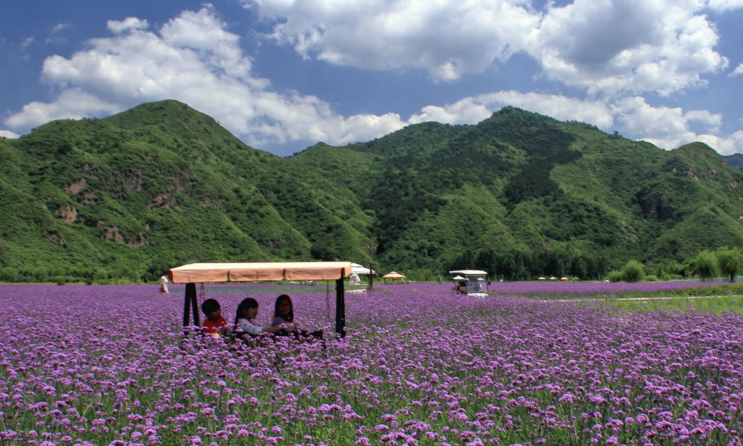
[184, 283, 197, 327]
[191, 285, 200, 328]
[368, 261, 374, 292]
[335, 277, 345, 338]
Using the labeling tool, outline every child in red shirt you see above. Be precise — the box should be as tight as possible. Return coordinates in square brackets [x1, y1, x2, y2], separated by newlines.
[201, 299, 232, 338]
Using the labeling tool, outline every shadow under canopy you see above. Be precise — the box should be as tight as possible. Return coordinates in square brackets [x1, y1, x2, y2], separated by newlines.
[169, 262, 353, 337]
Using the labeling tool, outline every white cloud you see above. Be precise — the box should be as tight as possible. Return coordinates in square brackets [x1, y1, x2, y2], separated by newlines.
[707, 0, 743, 12]
[7, 5, 742, 155]
[107, 17, 149, 34]
[0, 130, 20, 139]
[530, 0, 729, 97]
[51, 23, 71, 33]
[246, 0, 732, 96]
[4, 7, 408, 147]
[608, 96, 743, 153]
[5, 89, 120, 129]
[20, 37, 34, 48]
[245, 0, 539, 81]
[731, 63, 743, 77]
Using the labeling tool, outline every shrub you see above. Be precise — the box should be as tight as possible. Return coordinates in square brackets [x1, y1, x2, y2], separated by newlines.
[607, 270, 623, 283]
[620, 260, 645, 283]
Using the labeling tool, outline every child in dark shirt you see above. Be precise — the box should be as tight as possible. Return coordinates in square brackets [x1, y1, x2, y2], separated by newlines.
[201, 298, 232, 338]
[272, 294, 322, 339]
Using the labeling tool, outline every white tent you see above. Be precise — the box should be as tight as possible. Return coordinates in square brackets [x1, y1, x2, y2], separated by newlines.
[351, 263, 375, 275]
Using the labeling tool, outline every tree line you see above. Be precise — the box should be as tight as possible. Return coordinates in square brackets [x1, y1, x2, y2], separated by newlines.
[440, 246, 743, 283]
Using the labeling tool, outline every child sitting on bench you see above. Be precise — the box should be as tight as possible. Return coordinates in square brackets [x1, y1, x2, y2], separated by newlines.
[235, 298, 289, 336]
[201, 299, 232, 338]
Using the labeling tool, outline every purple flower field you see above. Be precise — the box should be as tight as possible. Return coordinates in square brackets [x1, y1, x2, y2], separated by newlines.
[0, 284, 741, 446]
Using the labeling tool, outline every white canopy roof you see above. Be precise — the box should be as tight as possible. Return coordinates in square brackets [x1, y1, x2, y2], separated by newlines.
[351, 263, 375, 275]
[449, 270, 488, 276]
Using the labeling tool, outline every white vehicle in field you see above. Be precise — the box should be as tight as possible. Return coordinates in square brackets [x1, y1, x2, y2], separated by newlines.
[449, 270, 489, 297]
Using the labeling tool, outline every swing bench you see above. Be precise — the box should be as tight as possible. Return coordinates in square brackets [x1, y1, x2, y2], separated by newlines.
[168, 261, 353, 337]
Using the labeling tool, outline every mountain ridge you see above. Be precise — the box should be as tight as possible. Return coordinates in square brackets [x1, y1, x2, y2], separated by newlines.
[1, 100, 742, 283]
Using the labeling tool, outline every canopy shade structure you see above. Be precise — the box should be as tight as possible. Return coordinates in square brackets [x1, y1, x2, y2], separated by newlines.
[351, 263, 375, 275]
[169, 261, 352, 283]
[169, 261, 352, 337]
[383, 271, 405, 279]
[449, 270, 488, 276]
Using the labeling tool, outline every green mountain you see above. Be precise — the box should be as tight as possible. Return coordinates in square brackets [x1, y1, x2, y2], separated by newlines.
[1, 100, 743, 283]
[725, 153, 743, 171]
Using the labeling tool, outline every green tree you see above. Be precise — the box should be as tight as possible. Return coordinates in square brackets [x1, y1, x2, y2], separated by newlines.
[693, 250, 718, 282]
[620, 260, 645, 283]
[716, 247, 742, 282]
[574, 258, 588, 280]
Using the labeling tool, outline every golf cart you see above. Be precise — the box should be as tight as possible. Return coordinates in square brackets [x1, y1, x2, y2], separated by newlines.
[449, 270, 489, 297]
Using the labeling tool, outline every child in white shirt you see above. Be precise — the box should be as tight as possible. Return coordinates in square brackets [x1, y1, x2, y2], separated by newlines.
[234, 298, 292, 336]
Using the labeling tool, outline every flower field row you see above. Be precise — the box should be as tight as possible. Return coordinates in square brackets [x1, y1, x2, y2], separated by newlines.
[0, 284, 741, 445]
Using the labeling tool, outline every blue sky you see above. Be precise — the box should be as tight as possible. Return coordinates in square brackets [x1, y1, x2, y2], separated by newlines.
[2, 0, 743, 156]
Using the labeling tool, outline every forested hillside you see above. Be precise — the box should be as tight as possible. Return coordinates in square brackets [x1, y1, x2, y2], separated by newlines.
[1, 100, 743, 283]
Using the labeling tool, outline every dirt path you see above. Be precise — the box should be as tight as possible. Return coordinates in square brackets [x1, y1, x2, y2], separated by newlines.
[542, 295, 743, 303]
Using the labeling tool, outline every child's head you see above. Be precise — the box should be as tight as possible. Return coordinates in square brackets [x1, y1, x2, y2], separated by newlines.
[201, 299, 221, 321]
[274, 294, 294, 321]
[235, 298, 259, 324]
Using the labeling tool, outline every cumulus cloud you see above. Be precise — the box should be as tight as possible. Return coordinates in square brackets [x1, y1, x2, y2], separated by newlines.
[4, 7, 408, 147]
[5, 89, 120, 129]
[530, 0, 729, 97]
[707, 0, 743, 12]
[608, 96, 743, 153]
[51, 23, 71, 33]
[731, 63, 743, 77]
[6, 5, 742, 155]
[245, 0, 733, 96]
[0, 130, 20, 139]
[107, 17, 149, 34]
[245, 0, 539, 81]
